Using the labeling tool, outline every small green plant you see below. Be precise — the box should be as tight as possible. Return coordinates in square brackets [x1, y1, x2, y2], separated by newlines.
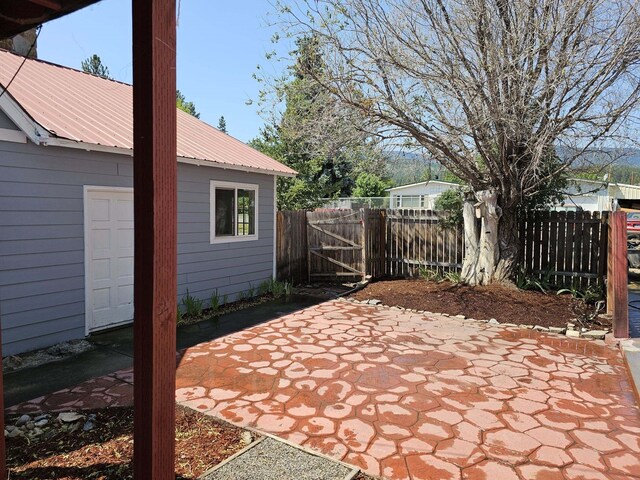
[419, 267, 443, 282]
[557, 284, 606, 329]
[271, 279, 286, 298]
[176, 306, 183, 324]
[246, 282, 256, 299]
[181, 290, 204, 317]
[443, 270, 462, 283]
[258, 279, 271, 296]
[269, 279, 292, 298]
[515, 267, 554, 293]
[557, 283, 604, 303]
[210, 289, 220, 311]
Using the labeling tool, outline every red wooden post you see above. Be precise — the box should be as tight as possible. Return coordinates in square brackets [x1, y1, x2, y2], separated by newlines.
[132, 0, 177, 479]
[0, 325, 5, 480]
[607, 211, 629, 338]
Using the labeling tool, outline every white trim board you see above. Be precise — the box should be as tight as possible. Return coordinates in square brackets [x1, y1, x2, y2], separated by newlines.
[210, 180, 260, 244]
[0, 91, 50, 144]
[0, 128, 26, 143]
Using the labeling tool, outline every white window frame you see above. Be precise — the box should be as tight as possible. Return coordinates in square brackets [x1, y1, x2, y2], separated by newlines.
[210, 180, 259, 244]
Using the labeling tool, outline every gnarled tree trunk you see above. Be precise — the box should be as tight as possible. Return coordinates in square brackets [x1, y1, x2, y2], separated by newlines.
[461, 190, 519, 285]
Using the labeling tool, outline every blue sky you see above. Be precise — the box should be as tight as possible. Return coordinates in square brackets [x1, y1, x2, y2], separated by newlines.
[38, 0, 290, 142]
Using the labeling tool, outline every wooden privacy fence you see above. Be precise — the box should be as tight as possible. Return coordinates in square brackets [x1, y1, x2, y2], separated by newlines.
[277, 209, 463, 283]
[277, 209, 611, 286]
[519, 210, 609, 289]
[385, 209, 464, 277]
[276, 210, 308, 284]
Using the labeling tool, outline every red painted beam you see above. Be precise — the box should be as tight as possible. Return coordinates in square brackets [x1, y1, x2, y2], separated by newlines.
[608, 211, 629, 338]
[132, 0, 177, 479]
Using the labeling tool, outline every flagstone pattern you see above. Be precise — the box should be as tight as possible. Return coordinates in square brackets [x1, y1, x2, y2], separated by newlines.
[9, 300, 640, 480]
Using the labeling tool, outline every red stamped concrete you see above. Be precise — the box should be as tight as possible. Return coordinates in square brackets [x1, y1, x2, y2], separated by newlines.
[8, 300, 640, 480]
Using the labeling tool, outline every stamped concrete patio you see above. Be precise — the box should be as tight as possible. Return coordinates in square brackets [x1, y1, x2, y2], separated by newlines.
[9, 300, 640, 480]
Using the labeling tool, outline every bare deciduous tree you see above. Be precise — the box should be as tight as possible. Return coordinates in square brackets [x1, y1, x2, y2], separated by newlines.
[273, 0, 640, 284]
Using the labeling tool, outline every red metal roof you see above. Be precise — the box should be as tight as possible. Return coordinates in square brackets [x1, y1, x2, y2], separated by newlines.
[0, 49, 296, 176]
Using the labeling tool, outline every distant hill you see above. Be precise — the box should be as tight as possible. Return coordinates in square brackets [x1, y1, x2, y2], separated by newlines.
[384, 150, 444, 186]
[385, 147, 640, 187]
[616, 149, 640, 167]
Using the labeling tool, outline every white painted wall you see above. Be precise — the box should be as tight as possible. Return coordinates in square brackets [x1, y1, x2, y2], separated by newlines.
[389, 181, 458, 209]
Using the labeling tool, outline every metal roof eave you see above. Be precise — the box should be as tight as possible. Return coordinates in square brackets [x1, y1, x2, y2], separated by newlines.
[0, 96, 296, 178]
[43, 136, 297, 177]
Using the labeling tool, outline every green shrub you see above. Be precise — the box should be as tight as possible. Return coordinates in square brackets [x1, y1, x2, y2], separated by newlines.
[258, 279, 271, 296]
[443, 270, 462, 283]
[181, 290, 204, 317]
[419, 267, 442, 282]
[434, 189, 464, 228]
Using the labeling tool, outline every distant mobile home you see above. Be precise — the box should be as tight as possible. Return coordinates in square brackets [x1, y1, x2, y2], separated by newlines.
[0, 50, 295, 355]
[387, 179, 640, 211]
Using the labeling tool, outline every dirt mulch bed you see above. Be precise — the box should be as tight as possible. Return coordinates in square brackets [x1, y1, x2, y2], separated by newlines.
[7, 405, 251, 480]
[351, 279, 610, 329]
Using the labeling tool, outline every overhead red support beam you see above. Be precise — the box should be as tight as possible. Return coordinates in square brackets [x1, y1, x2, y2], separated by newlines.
[132, 0, 177, 479]
[25, 0, 62, 10]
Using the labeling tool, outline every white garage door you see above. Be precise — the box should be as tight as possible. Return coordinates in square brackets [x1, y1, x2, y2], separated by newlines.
[84, 187, 134, 333]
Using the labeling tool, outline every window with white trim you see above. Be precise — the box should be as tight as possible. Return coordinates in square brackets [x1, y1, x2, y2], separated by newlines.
[210, 181, 258, 243]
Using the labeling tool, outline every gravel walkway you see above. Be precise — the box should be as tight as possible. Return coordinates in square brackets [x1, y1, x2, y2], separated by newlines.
[203, 437, 354, 480]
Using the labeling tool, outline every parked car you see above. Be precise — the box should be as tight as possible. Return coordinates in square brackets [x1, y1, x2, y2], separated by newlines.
[628, 211, 640, 233]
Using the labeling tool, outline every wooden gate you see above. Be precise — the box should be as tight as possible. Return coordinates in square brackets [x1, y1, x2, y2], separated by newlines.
[306, 210, 365, 281]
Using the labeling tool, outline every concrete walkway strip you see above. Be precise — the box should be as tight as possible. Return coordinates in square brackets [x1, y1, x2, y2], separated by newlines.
[200, 436, 359, 480]
[621, 338, 640, 404]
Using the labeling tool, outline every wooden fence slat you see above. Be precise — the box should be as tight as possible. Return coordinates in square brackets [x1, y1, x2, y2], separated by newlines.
[598, 212, 609, 288]
[590, 212, 601, 289]
[580, 212, 593, 289]
[573, 211, 585, 288]
[556, 211, 567, 287]
[541, 211, 550, 275]
[525, 211, 534, 274]
[548, 211, 558, 286]
[565, 211, 576, 287]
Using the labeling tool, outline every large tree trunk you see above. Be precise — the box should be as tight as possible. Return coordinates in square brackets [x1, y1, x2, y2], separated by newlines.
[461, 190, 520, 285]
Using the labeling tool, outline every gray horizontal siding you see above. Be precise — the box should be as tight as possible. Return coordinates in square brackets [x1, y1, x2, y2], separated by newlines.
[0, 139, 276, 355]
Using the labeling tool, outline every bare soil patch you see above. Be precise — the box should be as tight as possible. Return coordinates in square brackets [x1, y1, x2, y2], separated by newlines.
[351, 279, 610, 329]
[7, 405, 252, 479]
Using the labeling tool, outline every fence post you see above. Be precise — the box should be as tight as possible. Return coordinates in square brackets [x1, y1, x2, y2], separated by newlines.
[607, 211, 628, 338]
[379, 210, 387, 277]
[362, 207, 368, 281]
